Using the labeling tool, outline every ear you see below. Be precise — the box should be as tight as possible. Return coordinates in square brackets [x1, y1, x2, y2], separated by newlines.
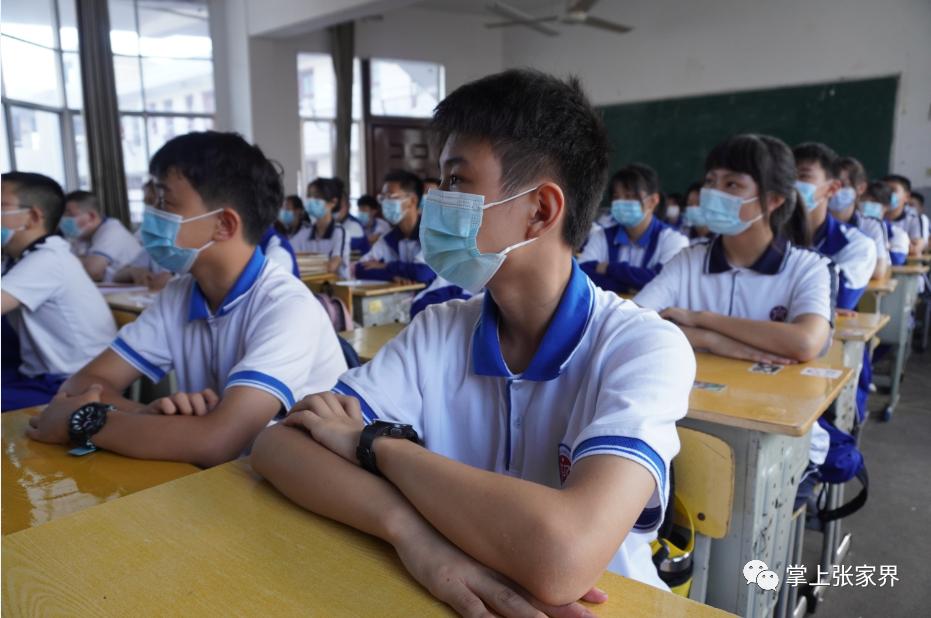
[825, 178, 841, 199]
[642, 193, 661, 213]
[527, 182, 564, 239]
[764, 191, 787, 215]
[212, 208, 240, 242]
[854, 181, 867, 197]
[28, 206, 44, 229]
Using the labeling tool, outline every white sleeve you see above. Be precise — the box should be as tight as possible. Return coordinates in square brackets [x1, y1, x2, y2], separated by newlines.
[834, 227, 876, 290]
[578, 227, 608, 263]
[862, 220, 889, 266]
[633, 250, 686, 311]
[1, 250, 64, 311]
[90, 220, 142, 267]
[264, 236, 294, 273]
[890, 226, 910, 256]
[655, 229, 689, 265]
[921, 214, 930, 241]
[571, 313, 695, 531]
[788, 254, 834, 323]
[110, 285, 176, 382]
[360, 235, 391, 263]
[330, 225, 349, 262]
[374, 218, 392, 236]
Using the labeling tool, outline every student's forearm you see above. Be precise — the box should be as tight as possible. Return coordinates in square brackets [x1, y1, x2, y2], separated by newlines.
[872, 260, 889, 280]
[355, 263, 394, 281]
[694, 311, 823, 361]
[386, 262, 436, 284]
[80, 256, 107, 281]
[326, 256, 342, 273]
[60, 372, 144, 412]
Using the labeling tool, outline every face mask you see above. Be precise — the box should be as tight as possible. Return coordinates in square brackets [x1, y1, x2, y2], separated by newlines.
[381, 198, 405, 225]
[420, 186, 539, 294]
[860, 201, 884, 220]
[666, 205, 681, 221]
[683, 205, 706, 228]
[890, 193, 900, 208]
[59, 215, 84, 239]
[795, 181, 819, 212]
[278, 209, 295, 226]
[357, 211, 370, 226]
[304, 198, 327, 220]
[611, 199, 645, 227]
[699, 187, 761, 236]
[1, 209, 29, 247]
[140, 206, 221, 274]
[828, 187, 856, 212]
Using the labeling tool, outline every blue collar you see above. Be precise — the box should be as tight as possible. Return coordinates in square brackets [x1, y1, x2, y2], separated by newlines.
[310, 218, 336, 240]
[471, 260, 594, 381]
[813, 213, 850, 256]
[705, 235, 788, 275]
[188, 247, 267, 321]
[384, 217, 422, 253]
[611, 215, 663, 248]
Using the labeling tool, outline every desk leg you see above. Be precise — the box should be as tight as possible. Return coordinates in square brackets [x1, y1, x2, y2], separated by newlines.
[877, 274, 919, 421]
[835, 340, 864, 434]
[680, 420, 811, 618]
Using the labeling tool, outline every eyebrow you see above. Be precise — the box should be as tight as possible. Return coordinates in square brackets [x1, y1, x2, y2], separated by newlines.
[441, 156, 469, 169]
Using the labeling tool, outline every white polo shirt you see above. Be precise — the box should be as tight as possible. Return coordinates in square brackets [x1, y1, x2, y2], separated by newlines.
[293, 220, 350, 280]
[849, 213, 890, 268]
[812, 214, 876, 310]
[635, 236, 835, 327]
[334, 261, 695, 589]
[2, 236, 116, 376]
[890, 208, 923, 242]
[110, 248, 347, 411]
[357, 220, 436, 284]
[71, 218, 142, 281]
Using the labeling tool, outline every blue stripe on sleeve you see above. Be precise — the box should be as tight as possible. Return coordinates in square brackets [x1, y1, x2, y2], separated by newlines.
[226, 370, 295, 408]
[332, 380, 379, 423]
[573, 435, 666, 491]
[110, 337, 166, 382]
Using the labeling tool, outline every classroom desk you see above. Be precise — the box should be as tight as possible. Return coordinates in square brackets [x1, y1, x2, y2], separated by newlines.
[680, 343, 853, 618]
[1, 408, 197, 536]
[906, 254, 931, 264]
[860, 277, 898, 314]
[103, 290, 157, 315]
[1, 460, 733, 618]
[300, 270, 337, 290]
[332, 280, 427, 327]
[339, 323, 405, 362]
[833, 312, 891, 433]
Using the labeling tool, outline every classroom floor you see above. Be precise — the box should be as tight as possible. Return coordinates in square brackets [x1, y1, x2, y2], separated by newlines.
[801, 344, 930, 616]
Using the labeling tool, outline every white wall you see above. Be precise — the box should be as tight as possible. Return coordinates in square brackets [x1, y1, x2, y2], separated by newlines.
[500, 0, 931, 185]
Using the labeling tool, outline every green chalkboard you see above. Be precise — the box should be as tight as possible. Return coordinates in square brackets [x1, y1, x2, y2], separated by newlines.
[598, 76, 898, 195]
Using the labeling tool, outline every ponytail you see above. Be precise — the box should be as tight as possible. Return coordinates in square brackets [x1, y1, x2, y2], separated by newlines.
[775, 189, 812, 247]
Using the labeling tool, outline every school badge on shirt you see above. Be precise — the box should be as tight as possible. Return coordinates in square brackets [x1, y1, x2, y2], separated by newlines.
[558, 443, 572, 485]
[769, 305, 789, 322]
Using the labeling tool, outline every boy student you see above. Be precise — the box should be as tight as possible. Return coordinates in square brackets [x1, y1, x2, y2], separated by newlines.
[884, 174, 927, 256]
[1, 172, 117, 411]
[26, 132, 347, 466]
[794, 142, 876, 310]
[252, 70, 694, 615]
[829, 156, 889, 280]
[61, 190, 142, 282]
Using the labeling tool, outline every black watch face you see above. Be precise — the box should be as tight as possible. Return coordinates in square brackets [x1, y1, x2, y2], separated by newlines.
[387, 426, 407, 438]
[72, 404, 104, 434]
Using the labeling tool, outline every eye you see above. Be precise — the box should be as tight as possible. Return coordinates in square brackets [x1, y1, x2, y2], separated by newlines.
[448, 174, 461, 186]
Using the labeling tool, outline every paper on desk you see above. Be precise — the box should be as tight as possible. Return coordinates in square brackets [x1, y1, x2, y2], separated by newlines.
[800, 367, 843, 379]
[98, 285, 148, 295]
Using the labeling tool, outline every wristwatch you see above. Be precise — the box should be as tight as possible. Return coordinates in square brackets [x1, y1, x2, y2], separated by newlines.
[68, 402, 113, 454]
[356, 421, 420, 476]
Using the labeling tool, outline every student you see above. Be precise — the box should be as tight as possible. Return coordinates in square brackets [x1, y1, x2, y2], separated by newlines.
[276, 194, 313, 248]
[355, 170, 436, 286]
[422, 176, 441, 194]
[884, 174, 927, 256]
[60, 190, 142, 282]
[635, 133, 834, 365]
[794, 143, 876, 309]
[829, 156, 889, 280]
[26, 132, 347, 466]
[861, 181, 910, 265]
[251, 70, 694, 615]
[113, 181, 173, 290]
[681, 181, 712, 245]
[356, 194, 391, 250]
[663, 192, 684, 226]
[1, 172, 117, 411]
[301, 178, 351, 279]
[578, 163, 688, 293]
[259, 225, 300, 278]
[332, 179, 367, 253]
[909, 192, 929, 244]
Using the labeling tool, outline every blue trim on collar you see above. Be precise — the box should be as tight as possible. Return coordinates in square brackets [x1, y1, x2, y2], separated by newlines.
[188, 247, 266, 321]
[814, 213, 850, 257]
[471, 260, 594, 381]
[610, 215, 663, 248]
[705, 235, 788, 275]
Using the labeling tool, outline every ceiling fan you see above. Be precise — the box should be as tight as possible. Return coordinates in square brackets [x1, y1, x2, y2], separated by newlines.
[484, 0, 633, 37]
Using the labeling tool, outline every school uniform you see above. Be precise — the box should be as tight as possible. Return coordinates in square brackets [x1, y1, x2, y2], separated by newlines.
[578, 216, 689, 293]
[70, 218, 142, 282]
[294, 220, 350, 280]
[334, 260, 694, 589]
[1, 235, 117, 410]
[848, 212, 890, 271]
[284, 222, 313, 252]
[890, 207, 923, 244]
[259, 227, 300, 278]
[358, 217, 392, 254]
[812, 214, 876, 310]
[355, 219, 436, 285]
[340, 214, 367, 253]
[110, 248, 346, 416]
[410, 275, 471, 319]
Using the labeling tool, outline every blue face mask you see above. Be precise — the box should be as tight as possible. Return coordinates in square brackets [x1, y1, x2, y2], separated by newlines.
[699, 187, 761, 236]
[304, 198, 327, 220]
[682, 205, 706, 228]
[795, 181, 819, 212]
[59, 215, 83, 239]
[611, 199, 645, 227]
[1, 208, 29, 247]
[860, 201, 884, 220]
[381, 198, 405, 225]
[357, 211, 370, 226]
[140, 206, 221, 274]
[828, 187, 857, 212]
[420, 186, 539, 294]
[278, 209, 295, 226]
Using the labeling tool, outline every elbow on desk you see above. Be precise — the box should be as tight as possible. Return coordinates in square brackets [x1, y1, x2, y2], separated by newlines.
[791, 335, 826, 364]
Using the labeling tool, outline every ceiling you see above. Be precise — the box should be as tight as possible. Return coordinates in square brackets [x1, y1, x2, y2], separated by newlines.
[416, 1, 566, 15]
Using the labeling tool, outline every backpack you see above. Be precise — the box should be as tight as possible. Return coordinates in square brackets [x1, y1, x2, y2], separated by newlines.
[313, 292, 353, 333]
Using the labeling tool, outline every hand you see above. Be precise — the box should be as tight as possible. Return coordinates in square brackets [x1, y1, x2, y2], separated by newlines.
[704, 331, 797, 365]
[26, 384, 104, 444]
[392, 276, 414, 285]
[282, 392, 365, 462]
[142, 389, 219, 416]
[394, 520, 604, 618]
[660, 307, 700, 328]
[835, 308, 858, 318]
[595, 262, 608, 275]
[128, 267, 150, 286]
[145, 271, 172, 292]
[359, 260, 384, 270]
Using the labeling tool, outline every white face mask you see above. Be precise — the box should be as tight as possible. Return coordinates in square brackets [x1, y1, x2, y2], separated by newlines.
[666, 205, 681, 221]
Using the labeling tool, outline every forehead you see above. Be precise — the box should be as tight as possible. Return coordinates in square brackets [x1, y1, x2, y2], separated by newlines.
[381, 181, 404, 195]
[797, 159, 826, 174]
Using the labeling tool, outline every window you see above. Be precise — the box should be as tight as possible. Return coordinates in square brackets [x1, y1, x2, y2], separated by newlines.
[109, 0, 214, 224]
[297, 53, 363, 202]
[370, 59, 444, 118]
[1, 0, 89, 189]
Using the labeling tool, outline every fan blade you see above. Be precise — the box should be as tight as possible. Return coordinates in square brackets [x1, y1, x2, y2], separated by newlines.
[568, 0, 599, 13]
[486, 2, 560, 35]
[485, 16, 559, 29]
[578, 15, 632, 34]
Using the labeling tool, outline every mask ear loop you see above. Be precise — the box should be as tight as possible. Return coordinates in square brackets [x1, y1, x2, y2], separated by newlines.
[482, 185, 540, 210]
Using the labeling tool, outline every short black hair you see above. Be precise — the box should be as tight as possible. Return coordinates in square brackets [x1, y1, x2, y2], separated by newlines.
[666, 192, 684, 205]
[863, 181, 893, 206]
[383, 170, 424, 201]
[912, 193, 924, 206]
[793, 142, 839, 178]
[423, 177, 441, 186]
[685, 181, 704, 198]
[149, 131, 282, 245]
[284, 194, 303, 211]
[882, 174, 912, 193]
[431, 69, 609, 250]
[64, 190, 101, 214]
[2, 171, 65, 233]
[611, 163, 662, 198]
[833, 156, 867, 187]
[309, 177, 345, 204]
[357, 194, 380, 209]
